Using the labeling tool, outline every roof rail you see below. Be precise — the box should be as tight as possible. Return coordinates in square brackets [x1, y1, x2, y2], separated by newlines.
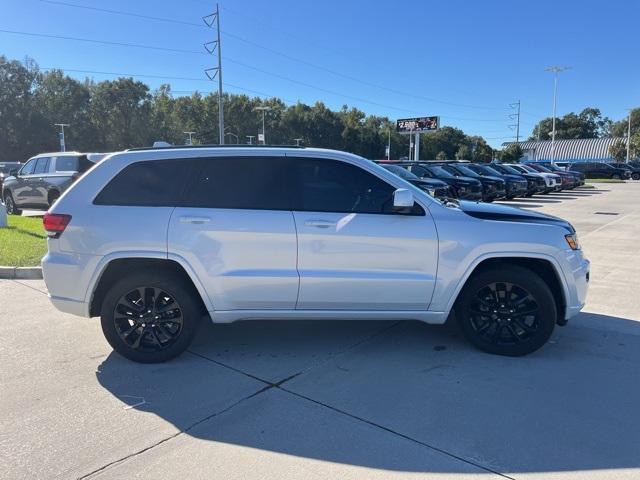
[125, 144, 305, 152]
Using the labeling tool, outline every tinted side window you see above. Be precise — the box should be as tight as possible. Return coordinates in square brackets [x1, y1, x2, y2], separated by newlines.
[94, 159, 192, 206]
[20, 159, 36, 175]
[55, 156, 80, 172]
[183, 156, 291, 210]
[292, 158, 398, 214]
[34, 157, 50, 174]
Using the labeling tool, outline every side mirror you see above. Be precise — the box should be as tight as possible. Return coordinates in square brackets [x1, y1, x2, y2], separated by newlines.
[9, 169, 18, 177]
[393, 188, 415, 213]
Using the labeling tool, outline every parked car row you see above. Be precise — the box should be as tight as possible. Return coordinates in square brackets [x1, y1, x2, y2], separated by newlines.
[375, 160, 585, 203]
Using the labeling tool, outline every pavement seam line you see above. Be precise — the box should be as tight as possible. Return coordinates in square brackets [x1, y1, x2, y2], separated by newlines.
[9, 279, 48, 295]
[278, 385, 516, 480]
[187, 325, 515, 480]
[77, 381, 280, 480]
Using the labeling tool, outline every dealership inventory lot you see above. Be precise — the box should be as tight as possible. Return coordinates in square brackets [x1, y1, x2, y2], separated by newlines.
[1, 183, 639, 480]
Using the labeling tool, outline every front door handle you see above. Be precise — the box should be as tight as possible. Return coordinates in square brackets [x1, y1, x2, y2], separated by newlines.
[304, 219, 336, 228]
[179, 216, 211, 224]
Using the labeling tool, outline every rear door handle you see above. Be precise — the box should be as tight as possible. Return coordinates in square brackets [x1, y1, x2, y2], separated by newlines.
[304, 219, 336, 228]
[179, 216, 211, 224]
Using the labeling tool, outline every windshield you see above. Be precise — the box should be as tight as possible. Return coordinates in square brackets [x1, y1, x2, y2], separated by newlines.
[497, 164, 522, 175]
[382, 164, 419, 181]
[427, 165, 454, 178]
[518, 164, 539, 173]
[480, 165, 503, 176]
[449, 165, 477, 177]
[0, 164, 19, 174]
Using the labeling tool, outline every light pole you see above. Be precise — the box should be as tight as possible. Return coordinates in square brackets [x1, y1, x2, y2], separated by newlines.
[184, 131, 196, 145]
[294, 138, 303, 146]
[254, 106, 271, 144]
[246, 135, 255, 145]
[545, 66, 570, 161]
[626, 109, 633, 163]
[54, 123, 70, 152]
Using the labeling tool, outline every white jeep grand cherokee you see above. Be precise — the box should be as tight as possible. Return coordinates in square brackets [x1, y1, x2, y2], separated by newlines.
[42, 146, 589, 363]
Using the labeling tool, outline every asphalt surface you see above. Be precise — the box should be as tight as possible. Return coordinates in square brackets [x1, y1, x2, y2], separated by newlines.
[1, 183, 639, 480]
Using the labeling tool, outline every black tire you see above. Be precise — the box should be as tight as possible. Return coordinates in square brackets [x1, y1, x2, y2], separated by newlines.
[100, 270, 203, 363]
[632, 173, 640, 181]
[454, 265, 556, 356]
[47, 190, 60, 208]
[3, 192, 22, 215]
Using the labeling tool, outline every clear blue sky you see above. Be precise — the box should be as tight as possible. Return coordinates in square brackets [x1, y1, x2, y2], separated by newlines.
[2, 0, 638, 147]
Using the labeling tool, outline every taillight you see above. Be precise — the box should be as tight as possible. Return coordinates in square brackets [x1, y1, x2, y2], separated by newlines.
[43, 213, 72, 238]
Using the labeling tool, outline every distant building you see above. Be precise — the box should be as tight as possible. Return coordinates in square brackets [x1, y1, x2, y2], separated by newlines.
[503, 137, 628, 162]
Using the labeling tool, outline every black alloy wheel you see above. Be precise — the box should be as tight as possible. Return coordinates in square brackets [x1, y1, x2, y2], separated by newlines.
[455, 265, 556, 356]
[113, 287, 184, 352]
[468, 282, 539, 346]
[100, 271, 203, 363]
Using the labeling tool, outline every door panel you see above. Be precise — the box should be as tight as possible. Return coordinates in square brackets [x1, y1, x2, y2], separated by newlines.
[169, 208, 299, 310]
[168, 155, 299, 311]
[288, 156, 438, 311]
[294, 211, 438, 310]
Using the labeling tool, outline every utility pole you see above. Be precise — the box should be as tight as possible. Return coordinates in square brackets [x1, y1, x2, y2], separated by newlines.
[294, 138, 303, 146]
[626, 109, 632, 163]
[246, 135, 255, 145]
[509, 100, 521, 143]
[545, 66, 570, 161]
[386, 129, 391, 160]
[254, 106, 271, 144]
[54, 123, 70, 152]
[203, 4, 224, 144]
[184, 131, 196, 145]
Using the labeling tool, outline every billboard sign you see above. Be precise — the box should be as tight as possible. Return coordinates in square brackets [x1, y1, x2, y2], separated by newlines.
[396, 116, 439, 134]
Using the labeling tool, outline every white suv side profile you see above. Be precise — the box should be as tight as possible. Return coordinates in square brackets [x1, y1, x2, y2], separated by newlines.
[42, 146, 589, 362]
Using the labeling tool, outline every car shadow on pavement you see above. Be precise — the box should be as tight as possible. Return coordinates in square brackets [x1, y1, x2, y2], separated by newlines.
[96, 312, 640, 476]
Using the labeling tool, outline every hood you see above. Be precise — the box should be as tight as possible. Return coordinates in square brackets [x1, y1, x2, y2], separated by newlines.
[450, 176, 481, 186]
[458, 200, 574, 233]
[411, 178, 448, 188]
[478, 175, 505, 183]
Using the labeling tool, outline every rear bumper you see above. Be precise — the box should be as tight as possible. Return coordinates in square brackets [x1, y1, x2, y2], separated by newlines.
[49, 295, 89, 317]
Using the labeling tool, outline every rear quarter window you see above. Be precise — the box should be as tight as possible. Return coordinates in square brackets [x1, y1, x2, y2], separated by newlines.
[94, 159, 193, 206]
[55, 156, 79, 172]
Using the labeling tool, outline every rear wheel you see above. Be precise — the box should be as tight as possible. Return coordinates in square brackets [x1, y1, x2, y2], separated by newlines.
[100, 271, 203, 363]
[3, 192, 21, 215]
[454, 265, 556, 356]
[632, 173, 640, 181]
[47, 190, 60, 208]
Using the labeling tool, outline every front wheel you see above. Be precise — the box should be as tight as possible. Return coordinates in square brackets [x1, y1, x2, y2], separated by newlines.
[100, 271, 203, 363]
[454, 265, 557, 356]
[632, 173, 640, 181]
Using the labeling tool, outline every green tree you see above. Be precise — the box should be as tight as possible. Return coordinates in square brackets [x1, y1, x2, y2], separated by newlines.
[455, 145, 471, 160]
[500, 143, 524, 162]
[435, 151, 447, 160]
[610, 108, 640, 139]
[89, 78, 151, 150]
[609, 140, 627, 162]
[531, 108, 612, 140]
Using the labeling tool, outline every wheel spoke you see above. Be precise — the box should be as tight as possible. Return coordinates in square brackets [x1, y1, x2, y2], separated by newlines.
[113, 286, 183, 352]
[505, 324, 523, 343]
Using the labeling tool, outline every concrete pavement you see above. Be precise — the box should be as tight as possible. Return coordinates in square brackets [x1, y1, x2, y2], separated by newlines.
[1, 183, 639, 480]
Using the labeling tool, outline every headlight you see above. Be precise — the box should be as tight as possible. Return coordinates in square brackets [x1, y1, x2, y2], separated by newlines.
[565, 233, 580, 250]
[427, 188, 436, 196]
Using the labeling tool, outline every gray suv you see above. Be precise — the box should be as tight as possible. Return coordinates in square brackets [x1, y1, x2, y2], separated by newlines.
[2, 152, 95, 214]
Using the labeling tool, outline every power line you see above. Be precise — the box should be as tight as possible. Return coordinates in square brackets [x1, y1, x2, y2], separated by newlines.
[34, 0, 518, 113]
[39, 67, 299, 103]
[37, 0, 204, 28]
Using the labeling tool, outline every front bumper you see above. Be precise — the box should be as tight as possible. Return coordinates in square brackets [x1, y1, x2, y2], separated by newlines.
[561, 250, 590, 321]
